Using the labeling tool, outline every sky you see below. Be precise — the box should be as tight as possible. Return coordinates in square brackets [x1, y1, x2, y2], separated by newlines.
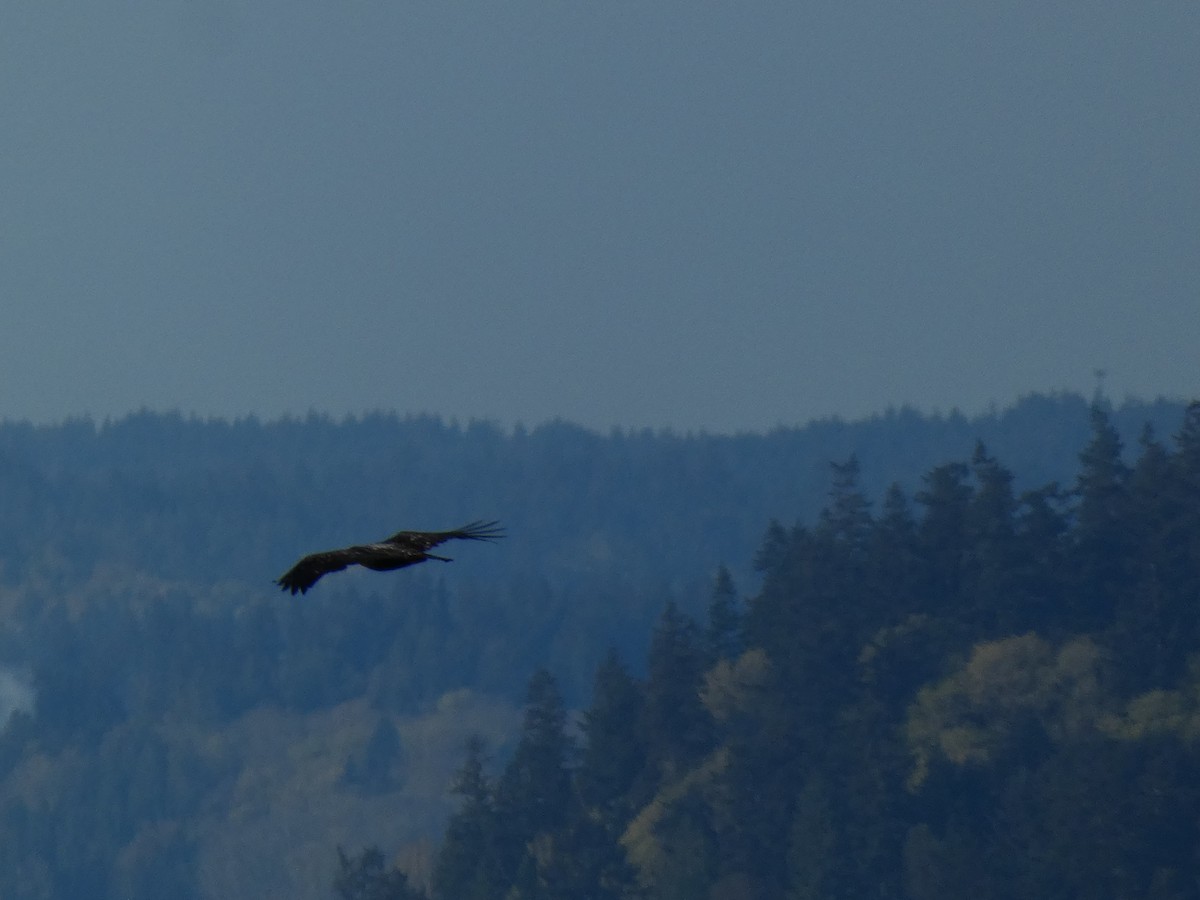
[1, 0, 1197, 434]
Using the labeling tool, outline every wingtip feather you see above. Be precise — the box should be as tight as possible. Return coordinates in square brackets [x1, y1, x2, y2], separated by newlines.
[455, 519, 506, 541]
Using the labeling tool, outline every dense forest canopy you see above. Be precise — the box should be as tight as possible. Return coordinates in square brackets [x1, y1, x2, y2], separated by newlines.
[417, 399, 1200, 900]
[0, 393, 1184, 592]
[0, 393, 1196, 899]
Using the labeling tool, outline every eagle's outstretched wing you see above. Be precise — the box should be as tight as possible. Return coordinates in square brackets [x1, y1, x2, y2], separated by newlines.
[383, 520, 506, 551]
[276, 546, 372, 595]
[276, 521, 504, 595]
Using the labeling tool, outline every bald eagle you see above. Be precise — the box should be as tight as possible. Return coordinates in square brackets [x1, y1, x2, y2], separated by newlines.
[276, 520, 504, 595]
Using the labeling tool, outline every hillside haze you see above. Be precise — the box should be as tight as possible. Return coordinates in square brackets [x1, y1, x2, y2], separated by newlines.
[0, 393, 1184, 596]
[0, 393, 1194, 900]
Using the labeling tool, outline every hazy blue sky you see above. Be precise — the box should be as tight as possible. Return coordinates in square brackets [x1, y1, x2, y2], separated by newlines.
[2, 1, 1197, 432]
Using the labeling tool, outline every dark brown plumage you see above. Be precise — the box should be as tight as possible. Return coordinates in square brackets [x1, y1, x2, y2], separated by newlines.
[275, 520, 504, 595]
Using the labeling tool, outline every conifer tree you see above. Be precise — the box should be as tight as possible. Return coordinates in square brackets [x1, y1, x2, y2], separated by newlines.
[641, 602, 712, 781]
[1166, 402, 1200, 651]
[966, 442, 1020, 634]
[871, 482, 919, 612]
[812, 456, 875, 644]
[578, 649, 646, 820]
[431, 736, 497, 900]
[704, 565, 742, 664]
[1112, 425, 1178, 688]
[819, 455, 873, 554]
[915, 461, 973, 616]
[1013, 481, 1070, 634]
[1072, 404, 1133, 629]
[492, 670, 578, 893]
[753, 519, 791, 573]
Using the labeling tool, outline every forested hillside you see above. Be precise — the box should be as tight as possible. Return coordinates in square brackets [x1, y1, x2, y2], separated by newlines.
[0, 393, 1184, 593]
[0, 394, 1194, 899]
[413, 401, 1200, 900]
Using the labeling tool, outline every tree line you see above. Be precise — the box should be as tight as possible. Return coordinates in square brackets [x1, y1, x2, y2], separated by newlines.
[0, 393, 1185, 593]
[342, 402, 1200, 899]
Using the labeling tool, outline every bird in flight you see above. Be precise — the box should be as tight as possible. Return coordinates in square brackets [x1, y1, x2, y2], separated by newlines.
[276, 520, 504, 595]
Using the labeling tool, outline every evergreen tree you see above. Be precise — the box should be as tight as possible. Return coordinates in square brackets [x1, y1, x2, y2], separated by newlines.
[819, 455, 873, 555]
[492, 670, 578, 893]
[966, 442, 1020, 634]
[1072, 403, 1133, 629]
[1164, 402, 1200, 656]
[1114, 425, 1177, 689]
[577, 649, 646, 820]
[915, 461, 973, 617]
[431, 736, 498, 900]
[574, 653, 652, 900]
[753, 519, 791, 573]
[870, 482, 920, 616]
[1013, 481, 1070, 635]
[814, 456, 875, 644]
[640, 602, 712, 782]
[704, 565, 742, 664]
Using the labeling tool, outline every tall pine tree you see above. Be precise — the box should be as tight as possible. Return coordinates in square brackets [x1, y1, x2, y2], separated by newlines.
[431, 736, 499, 900]
[1072, 404, 1132, 630]
[640, 602, 712, 783]
[704, 565, 742, 664]
[492, 670, 578, 896]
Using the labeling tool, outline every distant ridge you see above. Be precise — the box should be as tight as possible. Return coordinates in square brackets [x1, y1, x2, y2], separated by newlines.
[0, 393, 1188, 591]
